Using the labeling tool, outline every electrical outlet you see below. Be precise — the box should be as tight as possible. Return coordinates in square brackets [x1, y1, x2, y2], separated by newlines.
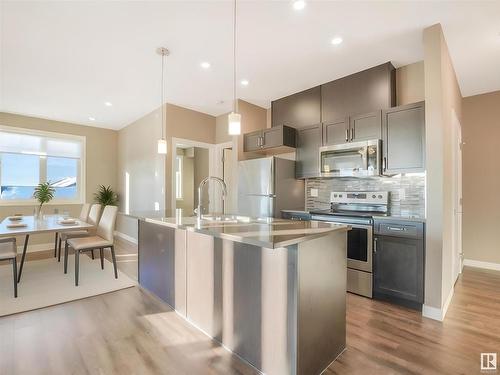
[310, 188, 319, 197]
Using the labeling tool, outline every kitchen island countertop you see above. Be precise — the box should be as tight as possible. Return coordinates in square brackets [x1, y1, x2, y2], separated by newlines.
[141, 216, 349, 249]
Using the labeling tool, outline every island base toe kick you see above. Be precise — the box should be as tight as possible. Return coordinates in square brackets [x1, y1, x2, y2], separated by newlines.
[138, 219, 347, 375]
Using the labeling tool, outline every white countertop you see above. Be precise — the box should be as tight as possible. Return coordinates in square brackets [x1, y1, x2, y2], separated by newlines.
[141, 216, 349, 249]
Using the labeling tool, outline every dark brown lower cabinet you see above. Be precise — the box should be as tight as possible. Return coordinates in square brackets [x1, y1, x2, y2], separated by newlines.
[373, 220, 425, 310]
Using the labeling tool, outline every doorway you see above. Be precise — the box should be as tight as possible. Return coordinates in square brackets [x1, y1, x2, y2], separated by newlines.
[451, 110, 463, 285]
[213, 141, 237, 214]
[171, 138, 215, 216]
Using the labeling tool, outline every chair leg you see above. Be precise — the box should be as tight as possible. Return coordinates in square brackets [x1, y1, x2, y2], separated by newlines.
[75, 249, 80, 286]
[110, 246, 118, 279]
[100, 248, 104, 270]
[64, 241, 69, 274]
[58, 238, 62, 262]
[12, 258, 18, 298]
[54, 232, 58, 257]
[91, 249, 95, 260]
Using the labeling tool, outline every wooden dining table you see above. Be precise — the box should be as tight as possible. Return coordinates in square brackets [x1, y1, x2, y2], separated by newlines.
[0, 215, 94, 282]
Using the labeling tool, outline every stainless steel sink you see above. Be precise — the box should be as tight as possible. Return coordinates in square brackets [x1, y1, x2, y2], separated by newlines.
[200, 215, 242, 224]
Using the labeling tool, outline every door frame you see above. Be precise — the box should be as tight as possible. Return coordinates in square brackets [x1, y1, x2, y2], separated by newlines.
[451, 109, 463, 285]
[171, 137, 216, 213]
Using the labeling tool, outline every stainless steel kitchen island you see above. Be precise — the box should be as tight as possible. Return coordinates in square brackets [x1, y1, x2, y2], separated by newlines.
[137, 216, 349, 375]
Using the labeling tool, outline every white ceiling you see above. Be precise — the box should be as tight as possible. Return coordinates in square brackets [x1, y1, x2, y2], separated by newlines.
[1, 1, 499, 130]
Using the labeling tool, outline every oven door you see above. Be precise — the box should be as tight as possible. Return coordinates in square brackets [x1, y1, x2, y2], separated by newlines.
[310, 214, 373, 273]
[346, 223, 373, 273]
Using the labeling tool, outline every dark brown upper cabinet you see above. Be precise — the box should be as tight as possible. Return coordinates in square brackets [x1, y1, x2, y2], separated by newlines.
[271, 86, 321, 129]
[322, 111, 381, 146]
[382, 102, 425, 175]
[321, 62, 395, 124]
[243, 125, 297, 153]
[322, 117, 349, 145]
[295, 124, 322, 179]
[349, 110, 382, 142]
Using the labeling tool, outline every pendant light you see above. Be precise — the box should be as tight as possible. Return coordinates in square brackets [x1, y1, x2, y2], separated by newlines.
[157, 47, 169, 154]
[228, 0, 241, 135]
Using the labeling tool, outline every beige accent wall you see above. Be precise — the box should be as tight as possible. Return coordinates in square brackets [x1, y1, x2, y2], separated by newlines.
[237, 100, 267, 161]
[116, 103, 216, 239]
[215, 113, 232, 144]
[396, 61, 425, 106]
[462, 90, 500, 265]
[0, 112, 117, 247]
[423, 24, 463, 312]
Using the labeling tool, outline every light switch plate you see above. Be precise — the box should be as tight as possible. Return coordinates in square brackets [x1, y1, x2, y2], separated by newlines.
[310, 188, 319, 197]
[399, 188, 406, 200]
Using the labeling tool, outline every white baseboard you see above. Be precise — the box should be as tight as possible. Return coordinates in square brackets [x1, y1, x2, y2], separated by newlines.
[463, 259, 500, 271]
[422, 285, 454, 322]
[114, 231, 138, 245]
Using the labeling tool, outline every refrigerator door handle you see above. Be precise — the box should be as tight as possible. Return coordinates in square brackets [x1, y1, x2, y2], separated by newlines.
[247, 193, 276, 198]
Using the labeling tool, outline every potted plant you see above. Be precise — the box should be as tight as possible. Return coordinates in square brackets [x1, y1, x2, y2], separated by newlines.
[33, 182, 55, 218]
[94, 185, 118, 206]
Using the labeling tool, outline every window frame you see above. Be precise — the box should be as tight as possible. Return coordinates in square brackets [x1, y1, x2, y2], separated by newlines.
[0, 125, 86, 206]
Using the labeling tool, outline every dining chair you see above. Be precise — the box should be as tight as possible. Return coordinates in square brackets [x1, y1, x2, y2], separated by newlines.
[0, 237, 18, 298]
[66, 205, 118, 286]
[59, 203, 101, 263]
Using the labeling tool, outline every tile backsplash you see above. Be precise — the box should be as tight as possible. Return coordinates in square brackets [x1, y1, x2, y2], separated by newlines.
[305, 174, 426, 218]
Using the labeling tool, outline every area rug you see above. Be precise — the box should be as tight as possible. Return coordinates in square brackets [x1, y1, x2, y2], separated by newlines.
[0, 255, 137, 316]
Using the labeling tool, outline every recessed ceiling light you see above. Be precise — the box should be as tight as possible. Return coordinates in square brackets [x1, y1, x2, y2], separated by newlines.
[241, 79, 249, 86]
[200, 62, 211, 69]
[293, 0, 306, 10]
[104, 101, 112, 107]
[88, 116, 95, 121]
[331, 36, 343, 45]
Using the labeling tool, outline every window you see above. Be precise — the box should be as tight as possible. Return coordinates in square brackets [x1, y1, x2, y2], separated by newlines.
[175, 156, 183, 200]
[0, 127, 85, 204]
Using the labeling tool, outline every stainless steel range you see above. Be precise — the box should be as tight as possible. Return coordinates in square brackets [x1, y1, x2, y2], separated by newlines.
[310, 191, 389, 298]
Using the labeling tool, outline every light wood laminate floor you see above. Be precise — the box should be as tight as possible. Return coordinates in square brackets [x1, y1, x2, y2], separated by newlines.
[1, 239, 499, 375]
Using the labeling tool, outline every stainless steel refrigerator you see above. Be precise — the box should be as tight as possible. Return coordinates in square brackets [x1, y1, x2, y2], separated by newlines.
[238, 156, 305, 218]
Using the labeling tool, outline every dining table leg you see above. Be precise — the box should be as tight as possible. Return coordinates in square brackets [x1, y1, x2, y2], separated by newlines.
[17, 234, 30, 282]
[53, 232, 58, 257]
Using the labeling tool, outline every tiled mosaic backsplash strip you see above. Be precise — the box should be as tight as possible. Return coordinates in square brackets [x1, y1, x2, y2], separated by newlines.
[305, 174, 426, 218]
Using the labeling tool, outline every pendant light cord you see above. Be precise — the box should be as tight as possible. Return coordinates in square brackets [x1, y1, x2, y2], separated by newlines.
[233, 0, 237, 113]
[161, 52, 165, 140]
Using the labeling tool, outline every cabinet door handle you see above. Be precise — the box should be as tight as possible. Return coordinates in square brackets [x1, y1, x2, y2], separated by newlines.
[374, 238, 377, 253]
[387, 226, 406, 231]
[350, 128, 354, 141]
[383, 157, 387, 172]
[345, 129, 349, 142]
[260, 136, 264, 148]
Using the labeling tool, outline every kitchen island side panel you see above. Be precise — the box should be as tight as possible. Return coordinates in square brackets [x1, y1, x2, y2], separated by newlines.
[298, 230, 347, 375]
[138, 220, 187, 314]
[186, 230, 298, 375]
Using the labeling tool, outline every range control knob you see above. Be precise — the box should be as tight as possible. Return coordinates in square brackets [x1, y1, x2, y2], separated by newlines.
[378, 194, 383, 199]
[372, 194, 376, 199]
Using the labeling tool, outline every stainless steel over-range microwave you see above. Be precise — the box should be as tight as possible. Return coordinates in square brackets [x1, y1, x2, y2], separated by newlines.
[318, 139, 382, 177]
